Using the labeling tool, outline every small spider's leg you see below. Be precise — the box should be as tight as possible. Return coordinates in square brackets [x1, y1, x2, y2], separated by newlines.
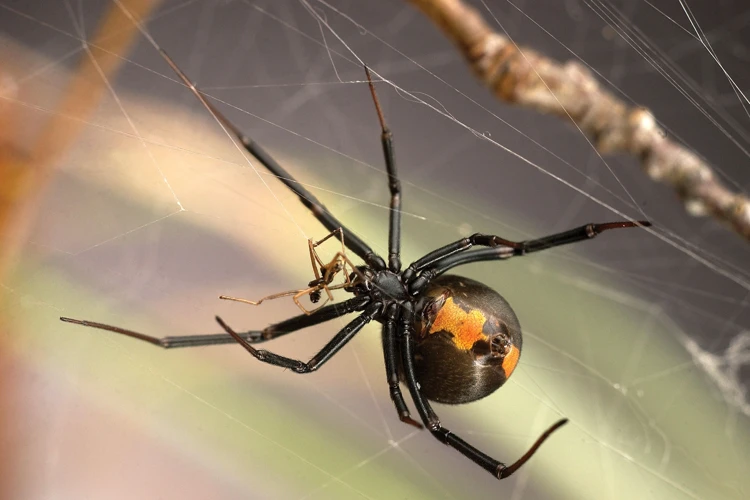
[408, 220, 652, 293]
[308, 238, 323, 282]
[309, 228, 345, 278]
[216, 301, 381, 373]
[219, 288, 302, 306]
[332, 230, 355, 283]
[316, 251, 368, 290]
[336, 251, 367, 286]
[312, 227, 344, 248]
[292, 287, 330, 315]
[325, 281, 353, 292]
[365, 66, 402, 273]
[397, 302, 566, 479]
[382, 304, 422, 429]
[59, 296, 368, 348]
[157, 50, 385, 271]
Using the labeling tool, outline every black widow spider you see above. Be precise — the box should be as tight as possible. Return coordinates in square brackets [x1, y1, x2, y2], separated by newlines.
[61, 49, 651, 480]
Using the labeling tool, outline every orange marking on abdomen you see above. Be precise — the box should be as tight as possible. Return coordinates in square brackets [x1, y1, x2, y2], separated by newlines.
[429, 297, 487, 350]
[502, 344, 519, 378]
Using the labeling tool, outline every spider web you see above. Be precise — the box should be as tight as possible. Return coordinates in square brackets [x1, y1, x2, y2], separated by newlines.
[1, 1, 749, 499]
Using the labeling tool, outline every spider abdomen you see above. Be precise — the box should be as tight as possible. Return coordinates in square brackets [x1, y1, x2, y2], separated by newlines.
[410, 275, 522, 405]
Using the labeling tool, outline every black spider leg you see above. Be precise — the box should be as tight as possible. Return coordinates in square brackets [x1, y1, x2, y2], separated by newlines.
[216, 301, 382, 373]
[59, 296, 368, 349]
[158, 50, 385, 271]
[365, 67, 401, 273]
[397, 302, 567, 479]
[407, 220, 652, 293]
[381, 303, 422, 429]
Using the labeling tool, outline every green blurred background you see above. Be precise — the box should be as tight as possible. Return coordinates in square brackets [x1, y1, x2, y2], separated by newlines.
[1, 1, 749, 499]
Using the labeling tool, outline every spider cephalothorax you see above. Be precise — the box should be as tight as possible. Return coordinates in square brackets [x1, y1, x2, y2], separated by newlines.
[60, 53, 651, 480]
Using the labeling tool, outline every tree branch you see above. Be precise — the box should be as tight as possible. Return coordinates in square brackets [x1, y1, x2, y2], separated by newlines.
[406, 0, 750, 241]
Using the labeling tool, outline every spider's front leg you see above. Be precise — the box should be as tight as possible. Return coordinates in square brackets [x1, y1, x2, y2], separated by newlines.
[217, 302, 381, 373]
[158, 49, 386, 271]
[365, 66, 402, 273]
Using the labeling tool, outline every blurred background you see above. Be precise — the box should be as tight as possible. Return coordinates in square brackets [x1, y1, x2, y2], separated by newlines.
[1, 1, 749, 498]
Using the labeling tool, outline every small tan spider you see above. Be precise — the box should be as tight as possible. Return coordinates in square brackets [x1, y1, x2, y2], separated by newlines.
[219, 228, 359, 315]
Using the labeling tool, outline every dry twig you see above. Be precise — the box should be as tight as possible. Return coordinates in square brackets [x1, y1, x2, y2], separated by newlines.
[407, 0, 750, 241]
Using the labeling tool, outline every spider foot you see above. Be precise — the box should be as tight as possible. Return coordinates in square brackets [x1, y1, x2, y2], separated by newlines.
[217, 315, 315, 374]
[219, 294, 262, 306]
[400, 415, 424, 430]
[495, 418, 568, 479]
